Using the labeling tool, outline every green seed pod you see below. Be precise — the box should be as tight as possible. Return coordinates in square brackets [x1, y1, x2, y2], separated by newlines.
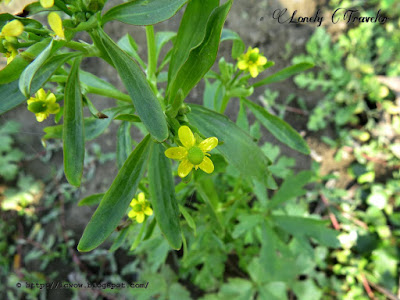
[28, 101, 47, 113]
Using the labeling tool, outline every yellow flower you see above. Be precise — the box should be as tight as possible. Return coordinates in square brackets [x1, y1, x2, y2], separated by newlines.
[27, 88, 60, 122]
[0, 20, 24, 41]
[165, 125, 218, 178]
[128, 192, 153, 223]
[48, 12, 65, 39]
[3, 43, 18, 64]
[237, 47, 267, 78]
[40, 0, 54, 8]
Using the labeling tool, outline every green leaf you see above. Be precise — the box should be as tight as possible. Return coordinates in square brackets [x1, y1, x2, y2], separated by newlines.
[155, 31, 176, 63]
[220, 29, 245, 59]
[80, 70, 121, 94]
[117, 121, 132, 169]
[19, 40, 53, 97]
[117, 34, 146, 69]
[78, 193, 104, 207]
[98, 28, 168, 142]
[63, 57, 85, 187]
[78, 135, 151, 252]
[148, 142, 182, 249]
[242, 98, 310, 155]
[0, 38, 51, 84]
[114, 114, 141, 122]
[253, 62, 314, 88]
[178, 204, 196, 235]
[236, 100, 249, 131]
[102, 0, 188, 25]
[0, 52, 78, 114]
[168, 0, 219, 92]
[168, 0, 232, 101]
[268, 171, 313, 209]
[187, 104, 275, 189]
[272, 215, 340, 248]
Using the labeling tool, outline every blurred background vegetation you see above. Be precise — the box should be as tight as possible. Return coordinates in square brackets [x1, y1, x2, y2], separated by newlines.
[0, 0, 399, 299]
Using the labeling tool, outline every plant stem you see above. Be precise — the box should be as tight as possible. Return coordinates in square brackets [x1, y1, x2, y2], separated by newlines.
[145, 25, 157, 80]
[219, 93, 231, 114]
[85, 86, 131, 103]
[54, 0, 73, 16]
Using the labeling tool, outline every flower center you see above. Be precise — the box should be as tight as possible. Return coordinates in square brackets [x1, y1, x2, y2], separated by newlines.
[28, 101, 47, 113]
[132, 204, 142, 212]
[187, 146, 204, 165]
[249, 52, 259, 63]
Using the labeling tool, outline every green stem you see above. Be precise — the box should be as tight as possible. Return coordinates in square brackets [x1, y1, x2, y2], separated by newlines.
[219, 93, 231, 114]
[145, 25, 157, 80]
[85, 86, 131, 103]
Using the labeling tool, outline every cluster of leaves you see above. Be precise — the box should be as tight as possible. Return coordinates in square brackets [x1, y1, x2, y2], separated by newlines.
[290, 0, 400, 298]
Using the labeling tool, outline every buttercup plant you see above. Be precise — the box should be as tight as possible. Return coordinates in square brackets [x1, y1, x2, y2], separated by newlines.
[0, 0, 321, 257]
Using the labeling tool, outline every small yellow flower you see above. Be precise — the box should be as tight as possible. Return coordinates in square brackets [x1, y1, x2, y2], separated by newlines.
[48, 12, 65, 39]
[0, 20, 24, 41]
[165, 126, 218, 178]
[40, 0, 54, 8]
[3, 43, 18, 64]
[27, 88, 60, 122]
[128, 192, 153, 223]
[237, 47, 267, 78]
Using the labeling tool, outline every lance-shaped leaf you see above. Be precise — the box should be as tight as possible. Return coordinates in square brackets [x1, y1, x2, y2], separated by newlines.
[187, 104, 276, 189]
[19, 40, 53, 97]
[63, 57, 84, 187]
[117, 121, 132, 169]
[167, 0, 219, 92]
[242, 98, 310, 155]
[102, 0, 188, 25]
[221, 28, 245, 59]
[148, 142, 182, 249]
[252, 62, 314, 88]
[0, 52, 78, 115]
[78, 135, 151, 252]
[168, 0, 232, 101]
[98, 29, 168, 142]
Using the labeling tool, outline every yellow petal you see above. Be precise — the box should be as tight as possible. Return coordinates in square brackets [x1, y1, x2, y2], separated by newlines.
[47, 102, 60, 114]
[138, 192, 145, 202]
[237, 60, 248, 70]
[164, 147, 187, 160]
[130, 198, 138, 207]
[1, 20, 24, 37]
[198, 137, 218, 152]
[249, 65, 259, 78]
[198, 156, 214, 174]
[46, 92, 56, 103]
[37, 88, 46, 100]
[251, 48, 259, 54]
[136, 213, 145, 223]
[27, 98, 35, 105]
[178, 159, 193, 178]
[40, 0, 54, 8]
[128, 210, 137, 218]
[178, 126, 195, 148]
[36, 113, 47, 122]
[144, 207, 153, 216]
[48, 12, 65, 39]
[257, 56, 267, 66]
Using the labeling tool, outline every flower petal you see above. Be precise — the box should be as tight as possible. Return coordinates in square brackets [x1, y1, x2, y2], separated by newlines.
[164, 147, 187, 160]
[128, 210, 137, 218]
[36, 113, 48, 122]
[198, 156, 214, 174]
[2, 20, 24, 37]
[37, 88, 46, 100]
[130, 198, 138, 207]
[144, 207, 153, 216]
[178, 126, 195, 148]
[249, 65, 259, 78]
[46, 92, 56, 103]
[178, 159, 193, 178]
[199, 137, 218, 152]
[136, 213, 145, 223]
[48, 12, 65, 39]
[47, 102, 60, 114]
[138, 192, 145, 202]
[252, 48, 259, 54]
[237, 60, 248, 70]
[40, 0, 54, 8]
[257, 56, 267, 66]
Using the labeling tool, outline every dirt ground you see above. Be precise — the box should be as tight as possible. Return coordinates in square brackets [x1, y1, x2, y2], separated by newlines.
[1, 0, 345, 294]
